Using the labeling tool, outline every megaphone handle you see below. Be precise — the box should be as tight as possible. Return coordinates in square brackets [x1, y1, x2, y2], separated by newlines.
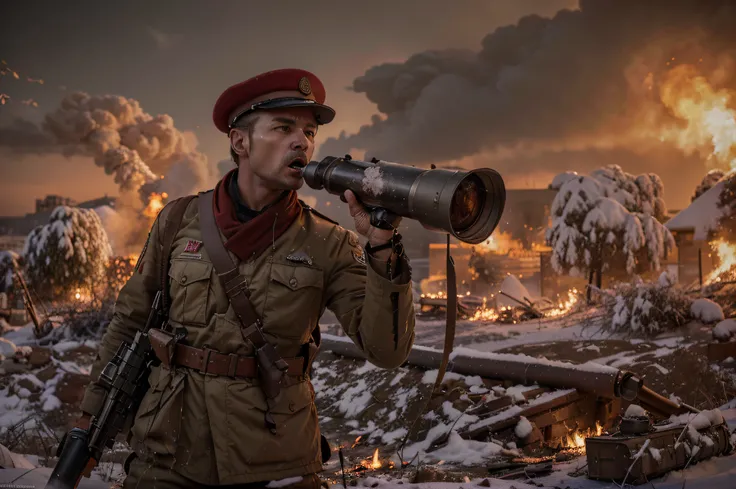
[369, 207, 401, 230]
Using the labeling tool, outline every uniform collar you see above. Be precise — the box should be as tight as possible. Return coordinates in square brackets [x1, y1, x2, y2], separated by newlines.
[228, 168, 288, 223]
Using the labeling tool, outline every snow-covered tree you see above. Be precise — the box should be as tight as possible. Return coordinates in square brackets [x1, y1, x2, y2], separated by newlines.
[546, 174, 675, 298]
[693, 169, 725, 202]
[23, 206, 113, 300]
[552, 165, 667, 221]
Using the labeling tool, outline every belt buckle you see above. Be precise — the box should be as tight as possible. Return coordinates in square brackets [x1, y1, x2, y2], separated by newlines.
[200, 347, 214, 375]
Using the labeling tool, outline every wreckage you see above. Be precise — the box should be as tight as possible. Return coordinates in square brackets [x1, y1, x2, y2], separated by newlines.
[320, 334, 734, 485]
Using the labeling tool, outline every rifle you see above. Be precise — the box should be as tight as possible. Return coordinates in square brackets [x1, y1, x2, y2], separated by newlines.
[44, 290, 165, 489]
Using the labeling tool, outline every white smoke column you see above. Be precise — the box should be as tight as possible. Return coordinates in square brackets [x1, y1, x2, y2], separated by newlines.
[26, 91, 216, 255]
[42, 91, 212, 198]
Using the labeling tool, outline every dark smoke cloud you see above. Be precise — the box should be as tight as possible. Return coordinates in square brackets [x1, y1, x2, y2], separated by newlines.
[0, 117, 58, 153]
[318, 0, 736, 194]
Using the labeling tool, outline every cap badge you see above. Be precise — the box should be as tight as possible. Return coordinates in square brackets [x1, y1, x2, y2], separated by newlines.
[298, 76, 312, 96]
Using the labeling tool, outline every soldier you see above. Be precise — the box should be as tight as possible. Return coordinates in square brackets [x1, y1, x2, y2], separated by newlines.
[75, 68, 416, 488]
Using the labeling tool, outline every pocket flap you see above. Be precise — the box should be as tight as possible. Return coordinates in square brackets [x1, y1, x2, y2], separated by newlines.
[169, 259, 213, 285]
[271, 263, 323, 290]
[228, 379, 313, 414]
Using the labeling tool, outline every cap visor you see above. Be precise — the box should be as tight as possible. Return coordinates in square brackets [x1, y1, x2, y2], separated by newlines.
[254, 98, 335, 124]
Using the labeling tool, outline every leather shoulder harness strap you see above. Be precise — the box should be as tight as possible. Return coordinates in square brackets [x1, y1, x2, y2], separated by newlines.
[197, 190, 270, 348]
[197, 190, 289, 411]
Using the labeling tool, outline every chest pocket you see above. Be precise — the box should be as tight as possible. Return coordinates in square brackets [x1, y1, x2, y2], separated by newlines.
[271, 263, 324, 292]
[168, 258, 214, 325]
[265, 263, 324, 338]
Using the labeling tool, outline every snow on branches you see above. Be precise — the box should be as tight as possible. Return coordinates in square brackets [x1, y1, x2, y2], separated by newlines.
[546, 165, 674, 286]
[22, 206, 112, 300]
[604, 273, 691, 336]
[604, 278, 726, 337]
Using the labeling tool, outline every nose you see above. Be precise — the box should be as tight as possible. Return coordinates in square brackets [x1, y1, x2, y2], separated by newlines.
[290, 129, 310, 150]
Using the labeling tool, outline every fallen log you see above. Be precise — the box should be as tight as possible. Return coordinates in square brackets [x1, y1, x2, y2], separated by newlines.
[319, 334, 694, 417]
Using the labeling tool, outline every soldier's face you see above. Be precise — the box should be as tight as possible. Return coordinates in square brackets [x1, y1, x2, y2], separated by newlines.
[240, 107, 318, 190]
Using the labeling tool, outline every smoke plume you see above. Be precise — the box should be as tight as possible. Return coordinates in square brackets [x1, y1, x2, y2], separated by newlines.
[0, 91, 216, 254]
[318, 0, 736, 206]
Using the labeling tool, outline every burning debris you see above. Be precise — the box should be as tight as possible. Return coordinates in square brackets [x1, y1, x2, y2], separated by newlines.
[312, 332, 736, 487]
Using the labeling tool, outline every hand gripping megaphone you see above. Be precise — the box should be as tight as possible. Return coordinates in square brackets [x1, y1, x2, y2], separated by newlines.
[302, 155, 506, 244]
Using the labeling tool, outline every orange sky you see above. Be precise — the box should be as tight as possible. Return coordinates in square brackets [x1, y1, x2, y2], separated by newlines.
[0, 0, 578, 216]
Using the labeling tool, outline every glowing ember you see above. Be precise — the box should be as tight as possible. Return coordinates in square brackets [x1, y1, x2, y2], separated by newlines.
[596, 421, 603, 436]
[72, 288, 92, 302]
[706, 239, 736, 284]
[476, 231, 524, 254]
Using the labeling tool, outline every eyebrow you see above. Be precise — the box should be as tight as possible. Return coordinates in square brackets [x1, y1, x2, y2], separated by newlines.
[272, 117, 317, 129]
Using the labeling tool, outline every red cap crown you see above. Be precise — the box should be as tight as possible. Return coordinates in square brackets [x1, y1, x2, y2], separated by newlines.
[213, 68, 333, 133]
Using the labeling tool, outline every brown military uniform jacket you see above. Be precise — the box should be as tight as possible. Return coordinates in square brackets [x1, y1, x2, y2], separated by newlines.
[80, 195, 416, 485]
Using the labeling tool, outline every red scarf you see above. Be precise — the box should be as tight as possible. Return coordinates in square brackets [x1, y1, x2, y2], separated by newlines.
[212, 169, 302, 261]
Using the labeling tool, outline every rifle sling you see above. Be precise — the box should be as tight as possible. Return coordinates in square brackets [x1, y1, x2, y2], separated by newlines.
[197, 190, 268, 349]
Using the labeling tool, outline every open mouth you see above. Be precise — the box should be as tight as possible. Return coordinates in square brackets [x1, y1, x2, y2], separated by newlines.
[288, 158, 306, 170]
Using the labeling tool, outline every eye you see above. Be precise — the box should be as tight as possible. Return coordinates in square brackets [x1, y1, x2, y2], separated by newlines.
[276, 125, 291, 133]
[305, 130, 316, 138]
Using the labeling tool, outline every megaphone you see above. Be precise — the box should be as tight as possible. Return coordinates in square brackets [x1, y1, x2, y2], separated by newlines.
[302, 155, 506, 245]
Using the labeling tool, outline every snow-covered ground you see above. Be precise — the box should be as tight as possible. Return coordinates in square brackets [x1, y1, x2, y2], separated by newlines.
[2, 309, 735, 488]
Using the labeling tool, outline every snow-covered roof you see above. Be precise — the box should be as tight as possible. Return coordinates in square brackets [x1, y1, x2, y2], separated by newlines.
[665, 172, 732, 240]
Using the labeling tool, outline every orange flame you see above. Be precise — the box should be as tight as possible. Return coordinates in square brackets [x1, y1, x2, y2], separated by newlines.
[143, 192, 168, 219]
[658, 64, 736, 170]
[706, 238, 736, 284]
[371, 448, 381, 469]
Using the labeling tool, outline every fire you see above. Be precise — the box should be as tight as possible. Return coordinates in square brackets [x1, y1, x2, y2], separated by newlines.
[371, 448, 381, 469]
[569, 432, 586, 448]
[544, 288, 580, 318]
[358, 448, 382, 470]
[658, 64, 736, 170]
[476, 231, 524, 254]
[561, 422, 604, 453]
[143, 192, 168, 219]
[706, 238, 736, 284]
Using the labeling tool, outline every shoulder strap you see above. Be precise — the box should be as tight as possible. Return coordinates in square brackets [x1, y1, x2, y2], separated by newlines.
[197, 190, 268, 349]
[300, 202, 339, 225]
[160, 195, 196, 313]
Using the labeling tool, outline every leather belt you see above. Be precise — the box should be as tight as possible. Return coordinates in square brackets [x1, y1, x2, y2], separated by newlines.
[171, 343, 305, 378]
